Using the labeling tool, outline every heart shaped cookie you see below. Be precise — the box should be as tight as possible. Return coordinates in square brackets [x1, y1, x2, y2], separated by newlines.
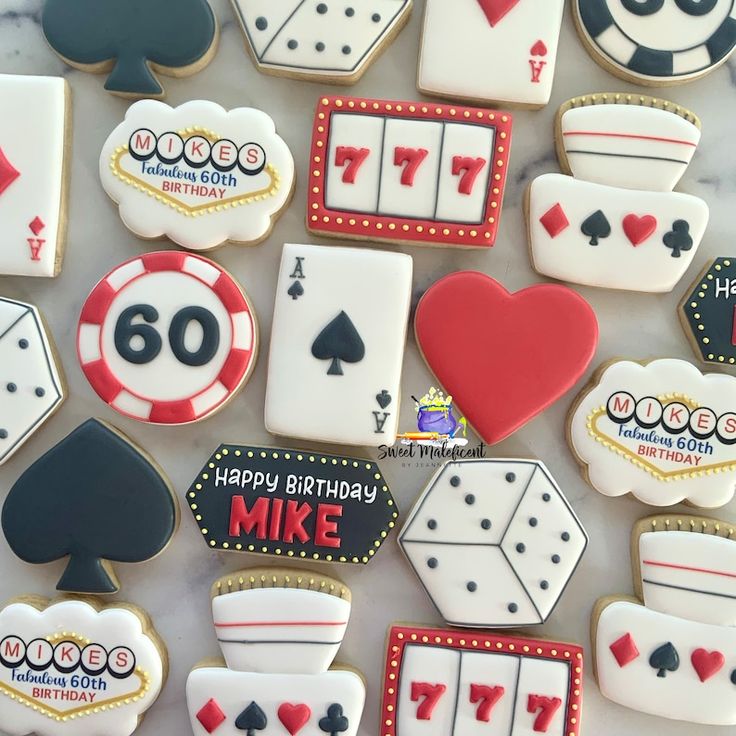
[415, 272, 598, 445]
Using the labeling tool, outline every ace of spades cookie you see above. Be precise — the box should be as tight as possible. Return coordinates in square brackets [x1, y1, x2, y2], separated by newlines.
[265, 243, 412, 447]
[0, 75, 69, 277]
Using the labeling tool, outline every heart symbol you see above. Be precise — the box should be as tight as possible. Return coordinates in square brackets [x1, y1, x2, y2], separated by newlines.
[530, 40, 548, 57]
[376, 390, 392, 409]
[622, 214, 657, 246]
[476, 0, 521, 26]
[691, 649, 725, 683]
[415, 272, 598, 445]
[278, 704, 311, 735]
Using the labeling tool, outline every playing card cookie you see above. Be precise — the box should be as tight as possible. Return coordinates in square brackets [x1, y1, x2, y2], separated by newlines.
[187, 444, 398, 562]
[307, 96, 512, 249]
[0, 297, 65, 466]
[0, 596, 166, 736]
[568, 358, 736, 508]
[232, 0, 412, 84]
[77, 252, 258, 424]
[0, 74, 69, 278]
[399, 459, 587, 628]
[100, 100, 294, 251]
[414, 272, 598, 446]
[265, 243, 412, 447]
[2, 419, 178, 594]
[42, 0, 218, 99]
[418, 0, 565, 108]
[186, 568, 366, 736]
[381, 624, 584, 736]
[573, 0, 736, 86]
[592, 514, 736, 725]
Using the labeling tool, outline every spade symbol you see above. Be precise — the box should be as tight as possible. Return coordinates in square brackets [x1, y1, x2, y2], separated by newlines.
[288, 280, 304, 300]
[236, 702, 268, 735]
[311, 311, 365, 375]
[319, 704, 349, 736]
[376, 390, 392, 409]
[663, 220, 693, 258]
[581, 210, 611, 246]
[649, 642, 680, 678]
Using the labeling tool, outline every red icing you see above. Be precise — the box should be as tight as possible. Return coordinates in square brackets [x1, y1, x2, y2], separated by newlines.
[539, 203, 569, 238]
[394, 147, 429, 186]
[530, 40, 548, 57]
[410, 682, 447, 720]
[451, 156, 487, 196]
[334, 146, 370, 184]
[27, 238, 45, 261]
[622, 214, 657, 246]
[196, 698, 227, 733]
[609, 633, 639, 668]
[415, 272, 598, 445]
[731, 305, 736, 347]
[529, 60, 547, 83]
[278, 703, 311, 735]
[29, 216, 45, 236]
[527, 694, 562, 733]
[469, 684, 505, 722]
[476, 0, 520, 26]
[0, 146, 20, 197]
[691, 648, 725, 683]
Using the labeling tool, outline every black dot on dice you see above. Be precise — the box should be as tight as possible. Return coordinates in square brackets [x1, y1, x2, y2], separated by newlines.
[516, 543, 526, 554]
[18, 339, 28, 349]
[508, 603, 518, 613]
[552, 554, 561, 564]
[427, 557, 438, 569]
[342, 45, 351, 55]
[316, 42, 325, 51]
[467, 581, 477, 592]
[450, 475, 461, 487]
[464, 494, 475, 505]
[288, 39, 298, 49]
[345, 7, 355, 16]
[731, 669, 736, 685]
[481, 519, 491, 530]
[0, 429, 7, 439]
[505, 472, 516, 483]
[540, 580, 549, 590]
[35, 387, 45, 398]
[6, 383, 16, 393]
[561, 531, 570, 542]
[427, 519, 437, 530]
[372, 12, 381, 21]
[255, 16, 268, 31]
[542, 493, 551, 502]
[529, 517, 538, 527]
[317, 3, 328, 12]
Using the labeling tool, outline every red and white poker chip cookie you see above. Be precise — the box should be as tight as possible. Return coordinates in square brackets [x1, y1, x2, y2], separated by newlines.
[77, 251, 257, 424]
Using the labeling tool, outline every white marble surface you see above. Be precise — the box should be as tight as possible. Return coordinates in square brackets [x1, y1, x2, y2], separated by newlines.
[0, 2, 735, 735]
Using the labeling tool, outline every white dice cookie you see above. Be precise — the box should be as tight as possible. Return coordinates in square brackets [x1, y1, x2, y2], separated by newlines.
[0, 598, 165, 736]
[265, 243, 412, 447]
[99, 100, 294, 251]
[0, 297, 65, 465]
[232, 0, 412, 83]
[399, 459, 587, 628]
[0, 74, 69, 277]
[568, 358, 736, 508]
[418, 0, 565, 108]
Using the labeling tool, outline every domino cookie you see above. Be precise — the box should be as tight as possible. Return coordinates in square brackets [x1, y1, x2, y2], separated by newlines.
[573, 0, 736, 86]
[42, 0, 219, 99]
[187, 444, 398, 562]
[307, 96, 512, 249]
[186, 568, 366, 735]
[231, 0, 412, 84]
[0, 596, 166, 736]
[381, 624, 584, 736]
[414, 272, 598, 446]
[265, 243, 412, 447]
[592, 514, 736, 725]
[527, 94, 709, 293]
[0, 74, 69, 278]
[77, 251, 258, 424]
[99, 100, 294, 251]
[398, 459, 588, 628]
[1, 419, 178, 595]
[567, 358, 736, 508]
[417, 0, 565, 108]
[0, 297, 65, 466]
[679, 257, 736, 367]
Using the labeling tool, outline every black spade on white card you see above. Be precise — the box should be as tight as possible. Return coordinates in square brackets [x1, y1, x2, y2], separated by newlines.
[649, 642, 680, 678]
[235, 701, 267, 734]
[311, 311, 365, 375]
[581, 210, 611, 246]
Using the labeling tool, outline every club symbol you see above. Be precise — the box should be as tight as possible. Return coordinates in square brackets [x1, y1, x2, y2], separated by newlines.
[235, 701, 267, 735]
[649, 642, 680, 678]
[580, 210, 611, 246]
[319, 703, 349, 736]
[288, 280, 304, 300]
[311, 311, 365, 375]
[663, 220, 693, 258]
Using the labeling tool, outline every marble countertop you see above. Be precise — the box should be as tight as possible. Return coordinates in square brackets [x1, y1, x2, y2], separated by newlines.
[1, 2, 735, 735]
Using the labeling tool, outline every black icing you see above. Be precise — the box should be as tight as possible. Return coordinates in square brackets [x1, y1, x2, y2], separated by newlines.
[236, 702, 267, 734]
[311, 311, 365, 376]
[319, 704, 349, 735]
[649, 642, 680, 678]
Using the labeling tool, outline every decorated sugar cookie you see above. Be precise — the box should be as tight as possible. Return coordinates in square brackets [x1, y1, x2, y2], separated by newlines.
[0, 74, 69, 277]
[573, 0, 736, 85]
[1, 419, 177, 594]
[418, 0, 565, 108]
[381, 624, 584, 736]
[187, 445, 398, 562]
[99, 100, 294, 251]
[399, 459, 588, 628]
[265, 243, 412, 447]
[414, 272, 598, 446]
[0, 597, 166, 736]
[307, 96, 512, 249]
[568, 358, 736, 508]
[186, 569, 366, 736]
[232, 0, 412, 83]
[77, 251, 258, 424]
[42, 0, 218, 99]
[0, 297, 65, 466]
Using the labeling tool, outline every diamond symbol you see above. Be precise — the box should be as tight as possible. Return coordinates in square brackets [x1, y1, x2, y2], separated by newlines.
[0, 146, 20, 197]
[539, 203, 569, 238]
[29, 217, 45, 236]
[197, 698, 227, 733]
[610, 632, 640, 668]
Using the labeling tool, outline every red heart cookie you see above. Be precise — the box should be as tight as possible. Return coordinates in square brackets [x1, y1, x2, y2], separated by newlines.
[415, 272, 598, 445]
[691, 648, 725, 683]
[278, 703, 312, 735]
[623, 214, 657, 246]
[477, 0, 521, 26]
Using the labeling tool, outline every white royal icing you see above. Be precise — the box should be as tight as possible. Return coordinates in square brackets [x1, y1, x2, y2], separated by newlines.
[560, 104, 701, 192]
[233, 0, 411, 79]
[595, 600, 736, 726]
[569, 358, 736, 508]
[265, 243, 413, 447]
[528, 173, 708, 292]
[418, 0, 565, 107]
[399, 459, 587, 628]
[99, 100, 294, 251]
[0, 599, 164, 736]
[0, 74, 67, 277]
[639, 530, 736, 627]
